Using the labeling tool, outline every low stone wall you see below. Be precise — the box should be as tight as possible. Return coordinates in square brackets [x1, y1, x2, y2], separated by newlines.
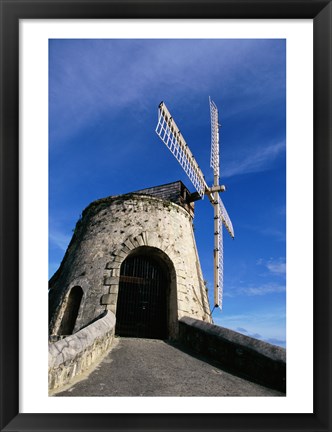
[178, 317, 286, 392]
[48, 311, 116, 392]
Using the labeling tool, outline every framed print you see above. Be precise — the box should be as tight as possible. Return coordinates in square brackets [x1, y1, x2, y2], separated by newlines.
[1, 0, 331, 431]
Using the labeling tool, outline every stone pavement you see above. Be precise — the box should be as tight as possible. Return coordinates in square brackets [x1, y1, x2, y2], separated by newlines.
[54, 337, 285, 397]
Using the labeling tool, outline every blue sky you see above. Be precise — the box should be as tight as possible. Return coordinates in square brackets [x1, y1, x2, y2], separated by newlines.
[49, 38, 286, 347]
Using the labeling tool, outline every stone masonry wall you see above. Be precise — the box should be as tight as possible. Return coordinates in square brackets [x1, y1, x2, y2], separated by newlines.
[49, 193, 212, 338]
[48, 310, 116, 392]
[178, 317, 286, 392]
[135, 181, 195, 216]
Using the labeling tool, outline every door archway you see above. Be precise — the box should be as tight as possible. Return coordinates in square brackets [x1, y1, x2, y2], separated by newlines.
[115, 249, 170, 339]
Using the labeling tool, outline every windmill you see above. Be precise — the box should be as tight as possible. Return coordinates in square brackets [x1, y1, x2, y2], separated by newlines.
[155, 98, 234, 310]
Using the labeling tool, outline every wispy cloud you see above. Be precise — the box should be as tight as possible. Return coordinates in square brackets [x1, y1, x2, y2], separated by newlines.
[49, 228, 71, 251]
[222, 140, 285, 178]
[214, 308, 286, 347]
[49, 39, 286, 150]
[225, 282, 286, 297]
[216, 309, 286, 325]
[257, 257, 286, 276]
[266, 338, 286, 348]
[240, 283, 285, 296]
[235, 329, 286, 348]
[235, 327, 262, 339]
[266, 260, 286, 275]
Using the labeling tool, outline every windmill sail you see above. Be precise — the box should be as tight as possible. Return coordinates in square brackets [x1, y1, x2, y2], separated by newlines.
[216, 213, 224, 307]
[209, 97, 220, 177]
[218, 194, 234, 238]
[155, 102, 208, 197]
[209, 98, 234, 309]
[213, 193, 235, 308]
[156, 99, 234, 311]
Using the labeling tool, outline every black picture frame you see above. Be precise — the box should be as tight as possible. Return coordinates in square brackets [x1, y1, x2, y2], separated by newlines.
[1, 1, 331, 431]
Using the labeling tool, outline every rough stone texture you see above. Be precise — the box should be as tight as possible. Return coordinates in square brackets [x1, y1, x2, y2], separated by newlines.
[49, 183, 211, 339]
[178, 317, 286, 393]
[48, 311, 116, 391]
[134, 181, 195, 217]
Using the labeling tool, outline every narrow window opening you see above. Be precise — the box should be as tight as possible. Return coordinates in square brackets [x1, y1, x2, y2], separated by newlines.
[59, 286, 83, 335]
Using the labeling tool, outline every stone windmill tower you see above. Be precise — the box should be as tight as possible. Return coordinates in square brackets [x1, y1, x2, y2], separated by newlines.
[49, 98, 234, 343]
[49, 181, 212, 340]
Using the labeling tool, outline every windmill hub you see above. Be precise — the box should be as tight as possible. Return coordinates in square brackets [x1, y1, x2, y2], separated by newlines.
[210, 185, 226, 193]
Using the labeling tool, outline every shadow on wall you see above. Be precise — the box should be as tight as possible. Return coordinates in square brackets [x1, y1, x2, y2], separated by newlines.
[178, 316, 286, 393]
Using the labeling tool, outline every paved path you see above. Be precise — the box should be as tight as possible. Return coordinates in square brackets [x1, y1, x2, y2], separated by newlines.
[55, 337, 284, 397]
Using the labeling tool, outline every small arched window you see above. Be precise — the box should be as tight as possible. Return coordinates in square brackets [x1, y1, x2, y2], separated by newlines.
[59, 286, 83, 335]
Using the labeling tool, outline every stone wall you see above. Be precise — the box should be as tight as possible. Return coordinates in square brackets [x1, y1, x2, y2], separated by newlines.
[135, 181, 195, 216]
[48, 311, 116, 392]
[178, 317, 286, 392]
[49, 191, 212, 339]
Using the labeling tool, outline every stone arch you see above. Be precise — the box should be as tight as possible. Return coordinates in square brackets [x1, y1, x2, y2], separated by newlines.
[51, 279, 89, 336]
[58, 286, 84, 336]
[102, 244, 178, 339]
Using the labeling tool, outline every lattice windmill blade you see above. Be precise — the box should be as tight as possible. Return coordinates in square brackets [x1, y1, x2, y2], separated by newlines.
[209, 97, 220, 179]
[155, 102, 208, 198]
[209, 97, 234, 309]
[214, 194, 234, 309]
[214, 212, 224, 308]
[218, 194, 234, 238]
